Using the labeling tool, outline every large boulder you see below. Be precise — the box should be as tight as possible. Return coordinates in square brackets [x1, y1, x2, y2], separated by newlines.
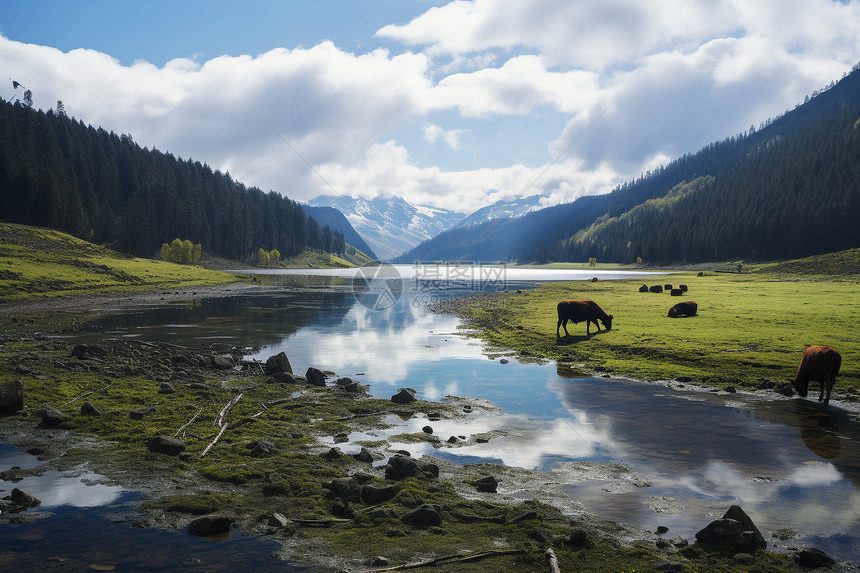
[391, 388, 416, 404]
[695, 506, 766, 554]
[147, 435, 186, 456]
[10, 488, 41, 508]
[330, 477, 361, 500]
[305, 367, 326, 386]
[401, 504, 442, 527]
[362, 483, 396, 504]
[793, 547, 836, 569]
[188, 512, 232, 536]
[265, 352, 292, 375]
[40, 406, 69, 426]
[0, 378, 24, 413]
[384, 455, 422, 480]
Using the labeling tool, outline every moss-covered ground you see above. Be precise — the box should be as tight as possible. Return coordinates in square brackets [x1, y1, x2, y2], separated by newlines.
[456, 255, 859, 397]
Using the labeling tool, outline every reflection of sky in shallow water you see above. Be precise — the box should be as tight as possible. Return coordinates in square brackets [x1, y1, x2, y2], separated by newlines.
[0, 447, 125, 508]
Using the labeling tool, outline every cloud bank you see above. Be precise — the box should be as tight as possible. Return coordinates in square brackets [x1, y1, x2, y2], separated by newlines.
[3, 0, 859, 214]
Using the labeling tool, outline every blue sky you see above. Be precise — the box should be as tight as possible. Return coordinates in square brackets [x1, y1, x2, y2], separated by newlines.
[2, 0, 859, 213]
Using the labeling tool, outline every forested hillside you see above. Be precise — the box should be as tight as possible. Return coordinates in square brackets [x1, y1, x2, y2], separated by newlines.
[398, 63, 860, 264]
[0, 100, 346, 261]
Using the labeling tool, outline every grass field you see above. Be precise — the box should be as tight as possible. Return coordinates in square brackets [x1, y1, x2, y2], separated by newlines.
[0, 223, 237, 300]
[459, 260, 860, 395]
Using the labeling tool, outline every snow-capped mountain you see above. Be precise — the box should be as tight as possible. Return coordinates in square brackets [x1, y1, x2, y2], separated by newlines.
[453, 195, 544, 229]
[307, 195, 464, 261]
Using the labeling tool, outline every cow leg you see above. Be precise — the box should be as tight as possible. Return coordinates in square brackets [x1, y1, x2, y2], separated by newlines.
[824, 379, 834, 405]
[818, 381, 825, 403]
[557, 320, 561, 338]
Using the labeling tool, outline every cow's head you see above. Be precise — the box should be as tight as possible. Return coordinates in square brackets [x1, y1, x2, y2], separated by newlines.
[668, 307, 678, 318]
[602, 315, 613, 330]
[790, 377, 808, 397]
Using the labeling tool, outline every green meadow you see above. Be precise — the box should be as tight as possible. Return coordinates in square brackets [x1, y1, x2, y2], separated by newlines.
[0, 223, 237, 300]
[460, 259, 860, 395]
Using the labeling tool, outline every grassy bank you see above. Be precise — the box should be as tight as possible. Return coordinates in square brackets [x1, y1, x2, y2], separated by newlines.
[457, 255, 860, 397]
[0, 223, 237, 300]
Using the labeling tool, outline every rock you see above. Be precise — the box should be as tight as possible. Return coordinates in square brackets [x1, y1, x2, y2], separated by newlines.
[248, 440, 278, 457]
[422, 425, 433, 434]
[336, 378, 360, 392]
[472, 475, 498, 493]
[212, 355, 235, 370]
[657, 526, 670, 534]
[0, 378, 24, 413]
[330, 477, 361, 500]
[384, 455, 423, 480]
[147, 435, 186, 456]
[500, 358, 509, 364]
[695, 505, 766, 553]
[188, 512, 232, 536]
[129, 407, 155, 420]
[421, 463, 439, 478]
[793, 548, 836, 569]
[305, 367, 326, 386]
[724, 386, 737, 393]
[269, 371, 298, 384]
[265, 352, 292, 375]
[391, 388, 417, 404]
[321, 447, 343, 460]
[80, 401, 101, 416]
[158, 382, 175, 394]
[10, 487, 41, 508]
[733, 553, 756, 565]
[447, 436, 458, 443]
[267, 511, 289, 528]
[353, 447, 374, 463]
[401, 504, 442, 527]
[40, 406, 69, 426]
[776, 383, 795, 397]
[723, 505, 766, 549]
[370, 557, 390, 567]
[362, 483, 396, 504]
[14, 364, 31, 375]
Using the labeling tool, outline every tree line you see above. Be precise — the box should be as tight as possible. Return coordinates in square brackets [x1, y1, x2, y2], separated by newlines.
[0, 99, 346, 261]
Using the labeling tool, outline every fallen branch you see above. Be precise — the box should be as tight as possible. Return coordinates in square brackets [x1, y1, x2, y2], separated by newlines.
[199, 422, 230, 458]
[214, 393, 243, 427]
[293, 518, 352, 527]
[546, 548, 561, 573]
[447, 509, 507, 524]
[360, 549, 525, 572]
[175, 405, 205, 437]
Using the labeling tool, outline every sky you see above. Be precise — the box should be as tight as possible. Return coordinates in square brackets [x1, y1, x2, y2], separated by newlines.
[2, 0, 859, 215]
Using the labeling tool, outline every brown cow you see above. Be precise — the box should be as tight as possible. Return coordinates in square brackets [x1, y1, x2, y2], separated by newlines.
[668, 301, 697, 318]
[557, 300, 613, 337]
[791, 345, 841, 405]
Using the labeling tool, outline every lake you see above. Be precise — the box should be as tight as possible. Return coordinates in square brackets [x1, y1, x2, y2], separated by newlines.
[3, 265, 859, 569]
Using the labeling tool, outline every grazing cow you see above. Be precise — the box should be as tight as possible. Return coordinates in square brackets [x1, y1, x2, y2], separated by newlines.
[791, 345, 841, 405]
[668, 301, 697, 318]
[664, 284, 673, 291]
[557, 300, 613, 337]
[638, 284, 648, 292]
[649, 285, 663, 293]
[679, 284, 688, 292]
[670, 288, 683, 296]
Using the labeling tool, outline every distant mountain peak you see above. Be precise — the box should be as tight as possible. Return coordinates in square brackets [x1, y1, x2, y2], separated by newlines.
[307, 194, 464, 261]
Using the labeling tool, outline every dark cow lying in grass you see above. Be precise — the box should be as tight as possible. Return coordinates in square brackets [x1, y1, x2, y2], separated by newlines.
[557, 300, 613, 337]
[791, 345, 841, 405]
[668, 301, 697, 318]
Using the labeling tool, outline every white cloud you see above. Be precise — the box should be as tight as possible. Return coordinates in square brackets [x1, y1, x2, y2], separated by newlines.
[3, 0, 860, 215]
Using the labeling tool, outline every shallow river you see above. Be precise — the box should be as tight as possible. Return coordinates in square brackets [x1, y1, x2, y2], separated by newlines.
[3, 266, 859, 569]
